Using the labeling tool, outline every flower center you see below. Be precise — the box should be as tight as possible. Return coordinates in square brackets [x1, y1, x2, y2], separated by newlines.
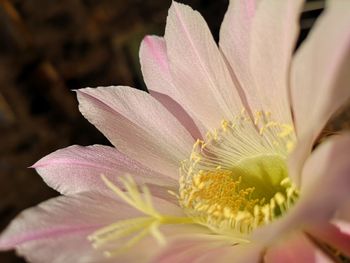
[179, 110, 299, 235]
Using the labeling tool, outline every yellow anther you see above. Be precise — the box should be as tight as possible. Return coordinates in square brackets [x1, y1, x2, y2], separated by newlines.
[224, 207, 232, 218]
[280, 177, 291, 187]
[287, 141, 295, 152]
[221, 120, 229, 131]
[278, 124, 294, 138]
[265, 121, 277, 128]
[261, 205, 271, 223]
[274, 192, 285, 206]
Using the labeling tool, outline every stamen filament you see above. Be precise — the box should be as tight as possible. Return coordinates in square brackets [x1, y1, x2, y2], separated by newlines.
[104, 227, 151, 258]
[89, 175, 197, 257]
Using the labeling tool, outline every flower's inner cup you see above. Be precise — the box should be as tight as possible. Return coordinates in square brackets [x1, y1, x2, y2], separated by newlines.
[179, 110, 299, 235]
[89, 111, 300, 256]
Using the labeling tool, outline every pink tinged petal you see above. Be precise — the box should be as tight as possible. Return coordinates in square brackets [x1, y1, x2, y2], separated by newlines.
[335, 220, 350, 235]
[152, 237, 228, 263]
[139, 36, 205, 139]
[164, 2, 244, 130]
[14, 231, 159, 263]
[0, 192, 184, 263]
[153, 235, 263, 263]
[219, 0, 259, 115]
[314, 253, 335, 263]
[16, 224, 199, 263]
[76, 86, 194, 177]
[292, 0, 350, 139]
[307, 221, 350, 258]
[264, 233, 330, 263]
[154, 241, 219, 263]
[149, 90, 204, 140]
[15, 230, 113, 263]
[32, 145, 177, 196]
[12, 223, 171, 263]
[193, 244, 263, 263]
[0, 192, 136, 250]
[299, 133, 350, 220]
[246, 0, 304, 124]
[290, 0, 350, 183]
[336, 202, 350, 222]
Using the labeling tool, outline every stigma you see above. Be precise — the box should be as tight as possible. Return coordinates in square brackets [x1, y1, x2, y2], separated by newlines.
[179, 110, 299, 235]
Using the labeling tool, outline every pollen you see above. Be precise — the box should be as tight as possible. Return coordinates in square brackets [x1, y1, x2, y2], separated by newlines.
[179, 110, 299, 235]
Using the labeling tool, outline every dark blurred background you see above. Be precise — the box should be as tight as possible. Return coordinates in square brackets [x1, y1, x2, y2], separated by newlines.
[0, 0, 348, 262]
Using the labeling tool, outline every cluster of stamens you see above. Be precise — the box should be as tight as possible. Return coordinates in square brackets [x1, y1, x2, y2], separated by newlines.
[179, 110, 299, 235]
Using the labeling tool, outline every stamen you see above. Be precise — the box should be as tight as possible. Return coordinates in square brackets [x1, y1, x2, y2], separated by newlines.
[179, 110, 299, 236]
[88, 175, 196, 257]
[104, 227, 151, 258]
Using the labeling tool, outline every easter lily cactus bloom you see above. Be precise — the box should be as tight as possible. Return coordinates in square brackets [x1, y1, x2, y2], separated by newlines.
[1, 0, 350, 262]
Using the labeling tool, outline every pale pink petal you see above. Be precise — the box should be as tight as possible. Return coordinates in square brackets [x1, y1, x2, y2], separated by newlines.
[314, 253, 335, 263]
[307, 221, 350, 258]
[244, 0, 304, 124]
[292, 0, 350, 138]
[0, 192, 136, 250]
[337, 202, 350, 221]
[193, 244, 263, 263]
[17, 226, 207, 263]
[219, 0, 259, 115]
[334, 220, 350, 235]
[14, 230, 149, 263]
[0, 192, 185, 263]
[264, 233, 330, 263]
[15, 230, 114, 263]
[164, 2, 244, 130]
[279, 134, 350, 247]
[139, 36, 170, 92]
[153, 238, 225, 263]
[153, 235, 263, 263]
[77, 86, 194, 177]
[299, 134, 350, 218]
[149, 90, 204, 140]
[288, 135, 314, 187]
[15, 225, 207, 263]
[139, 36, 204, 139]
[32, 145, 177, 196]
[220, 0, 258, 80]
[290, 1, 350, 183]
